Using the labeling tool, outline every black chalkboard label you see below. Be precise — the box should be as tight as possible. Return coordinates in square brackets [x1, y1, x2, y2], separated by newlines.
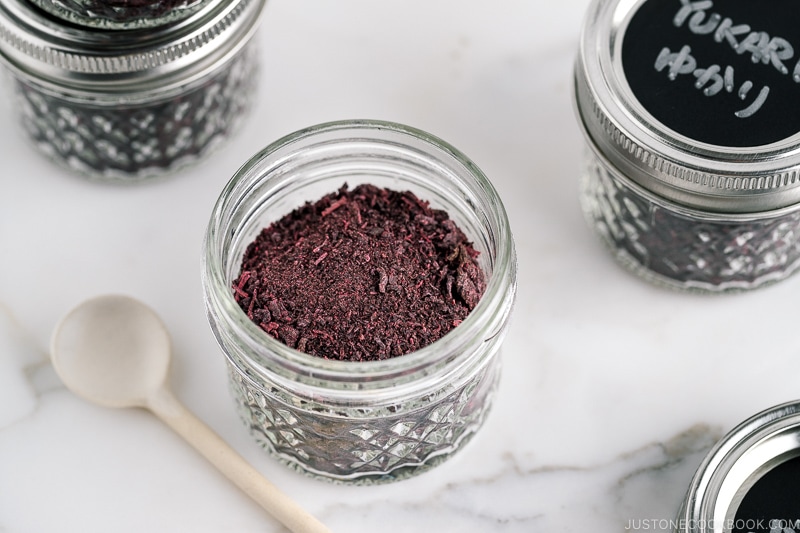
[622, 0, 800, 147]
[733, 455, 800, 533]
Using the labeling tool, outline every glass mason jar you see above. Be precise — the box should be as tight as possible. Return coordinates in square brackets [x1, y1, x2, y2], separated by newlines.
[675, 400, 800, 533]
[0, 0, 266, 181]
[202, 120, 517, 484]
[574, 0, 800, 292]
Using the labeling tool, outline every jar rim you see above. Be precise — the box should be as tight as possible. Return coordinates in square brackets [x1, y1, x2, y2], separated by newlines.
[0, 0, 265, 94]
[203, 119, 517, 385]
[582, 122, 800, 221]
[575, 0, 800, 213]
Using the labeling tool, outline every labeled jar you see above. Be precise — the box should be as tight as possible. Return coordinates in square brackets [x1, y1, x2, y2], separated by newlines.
[202, 120, 517, 484]
[0, 0, 265, 181]
[27, 0, 214, 30]
[676, 400, 800, 533]
[575, 0, 800, 292]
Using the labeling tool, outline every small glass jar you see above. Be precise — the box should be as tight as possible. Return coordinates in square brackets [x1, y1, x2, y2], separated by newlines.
[202, 120, 517, 484]
[26, 0, 214, 30]
[574, 0, 800, 292]
[0, 0, 266, 181]
[676, 400, 800, 533]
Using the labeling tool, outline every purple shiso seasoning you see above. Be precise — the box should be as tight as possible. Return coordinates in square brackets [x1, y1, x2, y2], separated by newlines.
[27, 0, 214, 29]
[232, 183, 487, 362]
[0, 0, 266, 181]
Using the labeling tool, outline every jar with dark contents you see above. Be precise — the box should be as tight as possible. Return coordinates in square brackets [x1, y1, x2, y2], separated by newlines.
[574, 0, 800, 292]
[675, 400, 800, 533]
[26, 0, 215, 30]
[202, 120, 518, 484]
[0, 0, 266, 181]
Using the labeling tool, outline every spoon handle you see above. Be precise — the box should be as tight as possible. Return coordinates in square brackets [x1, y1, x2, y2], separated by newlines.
[147, 387, 332, 533]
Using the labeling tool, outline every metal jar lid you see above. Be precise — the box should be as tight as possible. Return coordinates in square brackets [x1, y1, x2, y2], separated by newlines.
[676, 400, 800, 533]
[575, 0, 800, 213]
[0, 0, 266, 96]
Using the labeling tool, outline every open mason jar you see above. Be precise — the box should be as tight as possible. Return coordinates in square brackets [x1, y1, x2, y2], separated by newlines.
[574, 0, 800, 292]
[676, 400, 800, 533]
[202, 120, 517, 484]
[0, 0, 265, 181]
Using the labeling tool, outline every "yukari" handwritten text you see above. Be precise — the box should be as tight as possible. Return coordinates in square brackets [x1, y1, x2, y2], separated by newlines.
[652, 0, 797, 119]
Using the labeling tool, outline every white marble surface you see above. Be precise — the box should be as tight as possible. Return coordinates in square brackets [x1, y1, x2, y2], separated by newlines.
[3, 1, 800, 531]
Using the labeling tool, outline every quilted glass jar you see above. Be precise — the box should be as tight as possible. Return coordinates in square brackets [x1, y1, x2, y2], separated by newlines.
[575, 0, 800, 292]
[0, 0, 265, 181]
[202, 120, 517, 484]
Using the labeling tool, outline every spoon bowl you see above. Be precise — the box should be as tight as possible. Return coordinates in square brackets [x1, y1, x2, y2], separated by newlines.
[51, 294, 171, 409]
[50, 294, 331, 533]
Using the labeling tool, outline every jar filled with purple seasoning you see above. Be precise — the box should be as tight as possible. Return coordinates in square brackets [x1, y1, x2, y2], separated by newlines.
[202, 120, 517, 484]
[0, 0, 265, 181]
[27, 0, 215, 30]
[574, 0, 800, 292]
